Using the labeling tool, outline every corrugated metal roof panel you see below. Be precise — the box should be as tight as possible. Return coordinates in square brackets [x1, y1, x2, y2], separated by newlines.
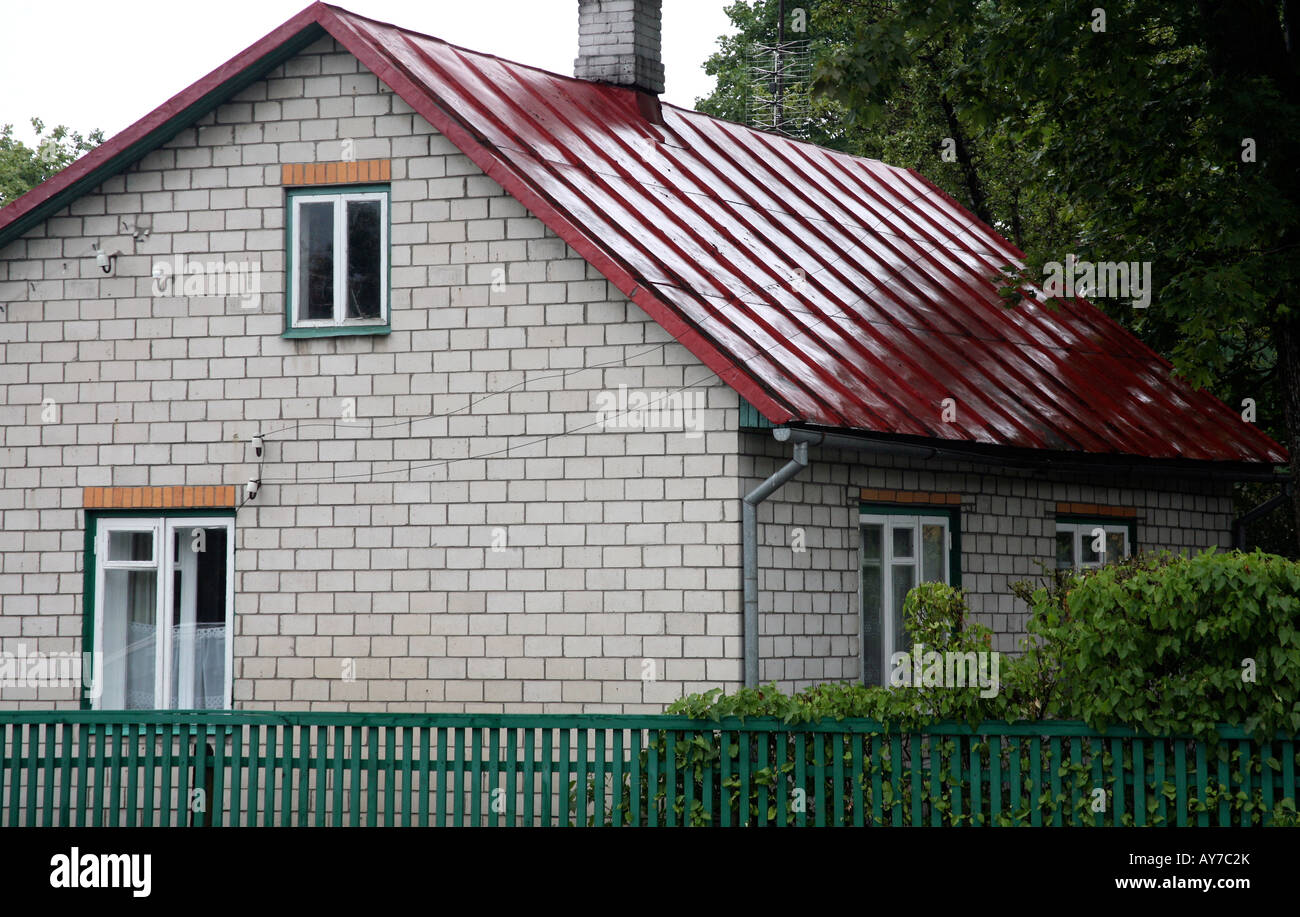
[0, 2, 1285, 466]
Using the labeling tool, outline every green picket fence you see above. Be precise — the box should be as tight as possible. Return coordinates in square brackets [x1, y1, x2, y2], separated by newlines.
[0, 711, 1295, 827]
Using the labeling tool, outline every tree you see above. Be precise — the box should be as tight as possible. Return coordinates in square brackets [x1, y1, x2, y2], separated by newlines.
[0, 118, 103, 207]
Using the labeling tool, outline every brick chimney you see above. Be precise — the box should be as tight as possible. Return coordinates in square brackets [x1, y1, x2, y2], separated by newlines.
[575, 0, 665, 95]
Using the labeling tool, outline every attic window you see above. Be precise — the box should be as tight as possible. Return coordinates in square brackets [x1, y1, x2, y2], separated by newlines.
[286, 186, 389, 337]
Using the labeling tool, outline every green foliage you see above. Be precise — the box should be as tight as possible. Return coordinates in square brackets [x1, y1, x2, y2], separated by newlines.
[0, 118, 103, 207]
[672, 550, 1300, 742]
[1016, 549, 1300, 743]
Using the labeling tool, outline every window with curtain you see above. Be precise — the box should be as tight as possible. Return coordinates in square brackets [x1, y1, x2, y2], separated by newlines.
[859, 510, 955, 687]
[92, 516, 234, 710]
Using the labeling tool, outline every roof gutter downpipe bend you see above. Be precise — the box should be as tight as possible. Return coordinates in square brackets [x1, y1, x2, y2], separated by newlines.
[743, 438, 809, 688]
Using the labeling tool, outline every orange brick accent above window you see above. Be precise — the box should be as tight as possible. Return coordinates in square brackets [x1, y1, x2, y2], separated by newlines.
[860, 488, 962, 506]
[281, 159, 391, 186]
[83, 486, 238, 509]
[1056, 502, 1137, 518]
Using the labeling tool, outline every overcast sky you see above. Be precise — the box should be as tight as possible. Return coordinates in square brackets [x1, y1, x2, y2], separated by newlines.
[0, 0, 737, 145]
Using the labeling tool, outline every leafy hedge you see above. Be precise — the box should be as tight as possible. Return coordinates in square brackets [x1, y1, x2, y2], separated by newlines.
[671, 549, 1300, 743]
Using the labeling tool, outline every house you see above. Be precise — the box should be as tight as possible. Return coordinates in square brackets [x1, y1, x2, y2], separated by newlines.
[0, 1, 1284, 714]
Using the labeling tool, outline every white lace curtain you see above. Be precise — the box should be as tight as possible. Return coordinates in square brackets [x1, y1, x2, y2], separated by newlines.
[126, 621, 226, 709]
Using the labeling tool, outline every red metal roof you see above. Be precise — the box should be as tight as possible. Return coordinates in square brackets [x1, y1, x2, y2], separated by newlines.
[0, 3, 1285, 465]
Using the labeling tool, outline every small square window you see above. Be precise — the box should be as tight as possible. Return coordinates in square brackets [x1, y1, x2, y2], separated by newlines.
[286, 187, 389, 337]
[1055, 518, 1133, 571]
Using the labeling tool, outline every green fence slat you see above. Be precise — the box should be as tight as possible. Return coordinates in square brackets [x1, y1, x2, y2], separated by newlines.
[193, 727, 209, 828]
[1261, 739, 1273, 828]
[576, 728, 588, 828]
[1133, 738, 1146, 827]
[989, 736, 1002, 827]
[909, 735, 921, 827]
[1091, 738, 1104, 827]
[871, 735, 882, 826]
[929, 735, 942, 827]
[367, 725, 382, 827]
[401, 726, 414, 828]
[521, 728, 534, 827]
[951, 736, 963, 827]
[487, 727, 501, 828]
[313, 725, 327, 828]
[1110, 738, 1124, 826]
[418, 727, 431, 828]
[1009, 736, 1021, 824]
[42, 723, 57, 827]
[611, 729, 623, 828]
[264, 724, 280, 828]
[59, 722, 73, 827]
[629, 729, 641, 827]
[683, 730, 697, 827]
[698, 729, 712, 828]
[296, 725, 310, 827]
[1237, 739, 1250, 827]
[178, 725, 193, 829]
[560, 728, 572, 827]
[436, 727, 448, 828]
[853, 733, 865, 827]
[76, 723, 89, 828]
[212, 727, 226, 828]
[1195, 742, 1208, 827]
[832, 734, 845, 827]
[453, 727, 466, 828]
[1174, 740, 1187, 828]
[970, 737, 981, 827]
[754, 731, 765, 828]
[140, 725, 156, 829]
[1283, 740, 1296, 825]
[1153, 741, 1166, 827]
[330, 725, 344, 827]
[1068, 737, 1082, 827]
[718, 731, 730, 829]
[1216, 747, 1230, 827]
[1048, 736, 1061, 827]
[1029, 737, 1041, 827]
[504, 727, 517, 827]
[230, 727, 244, 828]
[540, 728, 552, 826]
[785, 733, 795, 827]
[469, 727, 482, 827]
[383, 726, 396, 827]
[738, 731, 750, 828]
[890, 735, 902, 827]
[96, 724, 111, 829]
[348, 725, 362, 827]
[0, 723, 9, 828]
[24, 723, 38, 827]
[665, 729, 677, 828]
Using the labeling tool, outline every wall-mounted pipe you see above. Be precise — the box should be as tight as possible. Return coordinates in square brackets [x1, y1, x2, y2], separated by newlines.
[742, 439, 808, 687]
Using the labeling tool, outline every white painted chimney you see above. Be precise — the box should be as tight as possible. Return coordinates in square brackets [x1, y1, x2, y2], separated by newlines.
[575, 0, 665, 95]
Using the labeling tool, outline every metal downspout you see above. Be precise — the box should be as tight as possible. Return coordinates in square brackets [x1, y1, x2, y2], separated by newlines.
[742, 439, 808, 687]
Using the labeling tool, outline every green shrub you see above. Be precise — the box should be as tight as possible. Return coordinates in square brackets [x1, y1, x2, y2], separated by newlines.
[1016, 548, 1300, 742]
[672, 549, 1300, 742]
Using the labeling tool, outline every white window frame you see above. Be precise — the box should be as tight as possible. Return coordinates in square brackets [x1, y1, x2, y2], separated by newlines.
[289, 189, 389, 329]
[859, 512, 952, 687]
[1055, 520, 1131, 571]
[92, 516, 235, 710]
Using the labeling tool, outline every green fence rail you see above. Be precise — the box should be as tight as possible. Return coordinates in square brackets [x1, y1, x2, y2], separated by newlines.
[0, 711, 1295, 826]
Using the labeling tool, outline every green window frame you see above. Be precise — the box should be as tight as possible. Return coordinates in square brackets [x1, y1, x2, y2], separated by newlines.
[82, 509, 237, 711]
[858, 504, 962, 687]
[284, 184, 391, 338]
[1055, 515, 1136, 571]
